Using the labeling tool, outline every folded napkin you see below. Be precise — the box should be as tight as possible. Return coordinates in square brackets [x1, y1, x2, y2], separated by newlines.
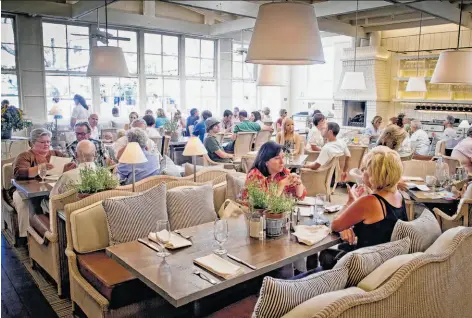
[148, 230, 192, 249]
[293, 225, 331, 246]
[298, 197, 324, 206]
[194, 254, 244, 280]
[403, 176, 423, 181]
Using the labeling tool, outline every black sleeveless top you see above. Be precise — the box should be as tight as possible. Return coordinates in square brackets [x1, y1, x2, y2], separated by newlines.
[353, 194, 408, 249]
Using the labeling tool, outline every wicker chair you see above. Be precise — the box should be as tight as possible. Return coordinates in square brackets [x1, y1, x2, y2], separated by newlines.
[435, 139, 447, 156]
[241, 155, 256, 174]
[116, 175, 180, 192]
[2, 158, 19, 245]
[305, 149, 320, 162]
[433, 199, 472, 231]
[442, 156, 462, 176]
[203, 154, 234, 170]
[150, 135, 170, 156]
[402, 160, 449, 179]
[253, 131, 272, 151]
[344, 146, 368, 183]
[300, 158, 338, 201]
[234, 132, 257, 162]
[183, 168, 230, 185]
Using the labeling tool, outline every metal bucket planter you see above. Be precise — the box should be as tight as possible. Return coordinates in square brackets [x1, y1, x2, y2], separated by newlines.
[264, 212, 286, 237]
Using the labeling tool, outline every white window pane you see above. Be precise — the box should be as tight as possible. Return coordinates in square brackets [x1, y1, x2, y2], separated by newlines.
[186, 79, 201, 109]
[185, 57, 200, 76]
[68, 49, 89, 72]
[232, 81, 243, 96]
[145, 33, 161, 54]
[67, 25, 89, 50]
[100, 77, 139, 117]
[201, 40, 214, 59]
[47, 98, 73, 119]
[201, 80, 216, 97]
[163, 78, 180, 107]
[243, 63, 254, 80]
[163, 35, 178, 56]
[243, 82, 257, 98]
[120, 78, 139, 107]
[1, 74, 18, 104]
[233, 61, 242, 78]
[44, 48, 67, 71]
[118, 30, 137, 53]
[201, 97, 217, 114]
[233, 46, 243, 63]
[201, 59, 214, 77]
[146, 78, 164, 109]
[185, 38, 200, 57]
[46, 75, 70, 97]
[69, 76, 92, 99]
[43, 23, 66, 48]
[145, 54, 162, 75]
[163, 56, 178, 76]
[97, 28, 117, 47]
[124, 52, 138, 74]
[1, 44, 16, 69]
[2, 18, 15, 44]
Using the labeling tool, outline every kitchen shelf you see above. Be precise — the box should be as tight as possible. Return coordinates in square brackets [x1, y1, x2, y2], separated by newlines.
[394, 77, 432, 82]
[396, 54, 439, 60]
[393, 99, 472, 104]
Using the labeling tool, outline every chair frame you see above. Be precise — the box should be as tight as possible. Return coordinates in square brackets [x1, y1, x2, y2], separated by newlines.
[300, 158, 338, 201]
[233, 132, 257, 162]
[253, 130, 272, 151]
[433, 198, 472, 231]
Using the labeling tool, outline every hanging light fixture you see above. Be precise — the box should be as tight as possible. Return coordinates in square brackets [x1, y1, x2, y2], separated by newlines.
[246, 1, 324, 65]
[431, 0, 472, 84]
[257, 65, 286, 86]
[406, 12, 427, 92]
[341, 0, 366, 90]
[86, 0, 129, 77]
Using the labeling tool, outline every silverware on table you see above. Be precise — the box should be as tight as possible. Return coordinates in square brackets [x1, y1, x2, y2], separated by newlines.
[174, 230, 192, 239]
[193, 269, 217, 285]
[227, 254, 257, 270]
[138, 238, 161, 252]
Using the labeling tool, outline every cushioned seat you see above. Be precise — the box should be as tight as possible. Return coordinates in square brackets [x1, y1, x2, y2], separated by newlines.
[209, 295, 258, 318]
[29, 213, 50, 238]
[76, 250, 155, 309]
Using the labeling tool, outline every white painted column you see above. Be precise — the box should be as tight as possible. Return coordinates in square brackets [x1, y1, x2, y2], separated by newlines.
[138, 30, 147, 114]
[218, 38, 232, 116]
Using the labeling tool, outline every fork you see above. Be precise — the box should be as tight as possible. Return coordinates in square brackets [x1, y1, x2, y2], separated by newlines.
[193, 270, 217, 285]
[174, 230, 192, 240]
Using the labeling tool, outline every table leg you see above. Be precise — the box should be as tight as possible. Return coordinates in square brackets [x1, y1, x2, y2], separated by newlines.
[192, 300, 201, 317]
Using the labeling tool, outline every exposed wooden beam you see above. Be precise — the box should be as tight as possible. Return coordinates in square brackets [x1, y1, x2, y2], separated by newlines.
[313, 1, 395, 17]
[71, 0, 118, 19]
[143, 0, 156, 17]
[364, 18, 448, 32]
[162, 0, 260, 18]
[1, 0, 72, 18]
[360, 12, 436, 27]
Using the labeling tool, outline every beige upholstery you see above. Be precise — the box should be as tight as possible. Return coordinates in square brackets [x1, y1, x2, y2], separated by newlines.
[241, 155, 256, 174]
[300, 158, 338, 201]
[150, 135, 170, 156]
[2, 160, 14, 189]
[254, 131, 272, 151]
[234, 132, 257, 161]
[202, 154, 235, 170]
[435, 139, 446, 156]
[344, 146, 368, 183]
[213, 182, 227, 212]
[402, 160, 449, 179]
[117, 175, 180, 192]
[433, 198, 472, 231]
[442, 156, 461, 176]
[2, 159, 18, 245]
[185, 169, 230, 185]
[305, 149, 320, 163]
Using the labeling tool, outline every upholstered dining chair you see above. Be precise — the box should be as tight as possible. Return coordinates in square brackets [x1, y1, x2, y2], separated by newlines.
[344, 145, 368, 183]
[435, 139, 447, 156]
[402, 160, 449, 180]
[234, 132, 257, 163]
[150, 135, 170, 156]
[442, 156, 462, 176]
[117, 175, 181, 192]
[1, 158, 18, 245]
[433, 183, 472, 231]
[300, 157, 338, 201]
[305, 148, 320, 162]
[241, 155, 256, 173]
[253, 131, 272, 151]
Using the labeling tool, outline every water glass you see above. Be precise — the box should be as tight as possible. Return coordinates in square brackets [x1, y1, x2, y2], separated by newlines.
[38, 163, 47, 183]
[214, 219, 229, 255]
[156, 220, 171, 258]
[313, 194, 327, 225]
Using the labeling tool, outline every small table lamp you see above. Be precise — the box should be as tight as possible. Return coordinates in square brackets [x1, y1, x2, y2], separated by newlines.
[118, 142, 148, 192]
[183, 136, 208, 182]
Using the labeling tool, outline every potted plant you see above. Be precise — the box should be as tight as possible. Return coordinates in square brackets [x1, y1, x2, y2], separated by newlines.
[70, 167, 120, 199]
[1, 105, 32, 139]
[265, 183, 296, 237]
[246, 182, 268, 213]
[164, 119, 180, 142]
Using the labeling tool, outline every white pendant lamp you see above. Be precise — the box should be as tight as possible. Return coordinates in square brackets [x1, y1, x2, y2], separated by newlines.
[257, 65, 286, 86]
[406, 12, 427, 92]
[458, 119, 470, 128]
[340, 0, 366, 90]
[431, 0, 472, 84]
[246, 1, 324, 65]
[86, 0, 130, 77]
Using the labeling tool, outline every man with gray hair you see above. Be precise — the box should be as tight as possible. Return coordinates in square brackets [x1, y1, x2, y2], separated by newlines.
[442, 115, 457, 140]
[66, 121, 110, 167]
[117, 128, 160, 184]
[410, 120, 431, 156]
[114, 118, 160, 160]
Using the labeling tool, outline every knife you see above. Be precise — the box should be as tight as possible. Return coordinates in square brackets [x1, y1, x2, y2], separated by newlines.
[138, 238, 161, 252]
[227, 254, 257, 270]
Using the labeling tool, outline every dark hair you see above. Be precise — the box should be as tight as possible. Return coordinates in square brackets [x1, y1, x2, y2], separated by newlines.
[73, 94, 88, 110]
[279, 109, 287, 116]
[313, 113, 325, 126]
[112, 107, 120, 117]
[223, 109, 233, 118]
[202, 110, 212, 120]
[234, 107, 239, 112]
[1, 99, 9, 106]
[190, 108, 198, 116]
[250, 141, 283, 177]
[312, 110, 322, 115]
[397, 113, 405, 128]
[75, 121, 92, 134]
[251, 111, 261, 122]
[239, 110, 248, 118]
[327, 122, 340, 136]
[143, 114, 156, 127]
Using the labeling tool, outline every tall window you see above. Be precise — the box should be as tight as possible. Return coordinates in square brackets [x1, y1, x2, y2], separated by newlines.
[1, 16, 19, 107]
[144, 33, 180, 111]
[232, 42, 257, 112]
[42, 22, 92, 119]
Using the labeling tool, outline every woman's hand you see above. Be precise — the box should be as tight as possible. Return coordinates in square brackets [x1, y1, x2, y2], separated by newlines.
[46, 163, 54, 170]
[340, 228, 356, 245]
[63, 162, 76, 172]
[397, 179, 408, 192]
[287, 173, 302, 186]
[346, 184, 365, 205]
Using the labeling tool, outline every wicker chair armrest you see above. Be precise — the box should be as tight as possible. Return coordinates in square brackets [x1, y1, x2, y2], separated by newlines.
[44, 231, 58, 243]
[432, 207, 461, 222]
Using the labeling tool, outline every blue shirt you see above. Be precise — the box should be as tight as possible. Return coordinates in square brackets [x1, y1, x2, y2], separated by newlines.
[117, 150, 160, 185]
[193, 121, 206, 143]
[186, 115, 199, 135]
[155, 117, 169, 128]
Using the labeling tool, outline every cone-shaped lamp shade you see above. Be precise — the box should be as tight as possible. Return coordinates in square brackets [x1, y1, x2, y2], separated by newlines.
[431, 50, 472, 84]
[183, 136, 208, 156]
[119, 142, 148, 164]
[405, 77, 427, 92]
[246, 2, 324, 65]
[87, 46, 130, 77]
[459, 120, 470, 128]
[257, 65, 286, 86]
[341, 72, 366, 90]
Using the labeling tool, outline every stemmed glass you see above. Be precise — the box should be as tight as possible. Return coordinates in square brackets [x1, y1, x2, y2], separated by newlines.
[313, 194, 327, 225]
[38, 163, 48, 184]
[214, 219, 229, 255]
[156, 220, 171, 259]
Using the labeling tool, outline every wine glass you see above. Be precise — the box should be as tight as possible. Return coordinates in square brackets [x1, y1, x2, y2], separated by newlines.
[38, 163, 48, 184]
[156, 220, 171, 258]
[313, 194, 327, 225]
[214, 219, 229, 255]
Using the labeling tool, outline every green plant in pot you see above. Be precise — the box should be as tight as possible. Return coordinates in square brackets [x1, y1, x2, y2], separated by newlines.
[246, 182, 268, 213]
[164, 119, 180, 142]
[265, 183, 296, 237]
[69, 167, 120, 198]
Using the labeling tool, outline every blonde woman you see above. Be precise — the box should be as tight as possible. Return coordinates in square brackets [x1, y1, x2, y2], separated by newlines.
[276, 118, 302, 155]
[377, 124, 410, 153]
[331, 146, 408, 249]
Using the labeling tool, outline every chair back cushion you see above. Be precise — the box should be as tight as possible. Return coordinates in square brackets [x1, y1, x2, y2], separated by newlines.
[254, 131, 272, 151]
[71, 202, 110, 253]
[2, 163, 13, 189]
[167, 184, 217, 230]
[226, 172, 246, 201]
[402, 160, 447, 179]
[391, 209, 441, 253]
[234, 132, 256, 158]
[425, 226, 467, 254]
[103, 184, 167, 245]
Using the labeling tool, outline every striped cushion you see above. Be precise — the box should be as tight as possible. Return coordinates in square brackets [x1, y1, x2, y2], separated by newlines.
[391, 209, 441, 253]
[252, 267, 348, 318]
[334, 237, 410, 287]
[104, 183, 167, 245]
[167, 184, 217, 230]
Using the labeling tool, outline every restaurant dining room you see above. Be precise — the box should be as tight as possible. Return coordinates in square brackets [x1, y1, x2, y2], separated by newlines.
[2, 0, 472, 317]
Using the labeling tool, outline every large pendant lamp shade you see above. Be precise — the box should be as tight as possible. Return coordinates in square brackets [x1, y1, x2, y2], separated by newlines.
[431, 50, 472, 84]
[87, 46, 130, 77]
[406, 77, 427, 92]
[257, 65, 286, 86]
[341, 72, 366, 90]
[246, 2, 324, 65]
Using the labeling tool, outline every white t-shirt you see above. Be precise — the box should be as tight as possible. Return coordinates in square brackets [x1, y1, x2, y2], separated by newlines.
[90, 126, 100, 140]
[315, 139, 351, 166]
[114, 135, 161, 160]
[410, 129, 430, 155]
[442, 127, 457, 140]
[71, 105, 89, 122]
[146, 127, 161, 138]
[306, 126, 324, 150]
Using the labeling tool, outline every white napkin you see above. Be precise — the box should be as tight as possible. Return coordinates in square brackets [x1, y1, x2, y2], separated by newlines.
[148, 230, 192, 249]
[402, 176, 423, 181]
[194, 254, 244, 280]
[324, 205, 343, 213]
[293, 225, 331, 246]
[298, 197, 325, 206]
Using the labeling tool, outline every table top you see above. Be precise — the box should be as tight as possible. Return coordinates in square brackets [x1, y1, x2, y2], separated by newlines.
[12, 179, 53, 199]
[169, 137, 189, 147]
[406, 180, 458, 204]
[106, 213, 341, 307]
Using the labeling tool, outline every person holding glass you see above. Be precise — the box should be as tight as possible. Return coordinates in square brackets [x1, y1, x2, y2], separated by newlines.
[124, 111, 139, 130]
[276, 118, 302, 155]
[11, 128, 68, 239]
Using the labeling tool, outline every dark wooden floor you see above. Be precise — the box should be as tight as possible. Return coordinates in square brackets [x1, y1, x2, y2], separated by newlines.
[1, 235, 57, 318]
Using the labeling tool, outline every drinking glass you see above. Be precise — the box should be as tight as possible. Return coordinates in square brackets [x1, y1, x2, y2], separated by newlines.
[156, 220, 171, 258]
[313, 194, 327, 225]
[214, 219, 229, 255]
[38, 163, 48, 183]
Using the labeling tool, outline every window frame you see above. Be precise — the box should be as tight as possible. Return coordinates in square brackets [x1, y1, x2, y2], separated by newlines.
[1, 15, 21, 108]
[184, 36, 217, 79]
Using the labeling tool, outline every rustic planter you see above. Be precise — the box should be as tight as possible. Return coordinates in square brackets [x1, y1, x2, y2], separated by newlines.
[264, 211, 287, 237]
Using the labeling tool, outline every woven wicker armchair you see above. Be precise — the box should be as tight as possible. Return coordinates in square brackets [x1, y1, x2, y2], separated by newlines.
[2, 158, 18, 245]
[182, 168, 230, 185]
[433, 198, 472, 231]
[116, 175, 181, 192]
[305, 149, 320, 163]
[344, 146, 368, 183]
[402, 160, 449, 179]
[203, 154, 235, 170]
[254, 131, 272, 151]
[300, 158, 338, 201]
[234, 132, 257, 162]
[442, 156, 462, 176]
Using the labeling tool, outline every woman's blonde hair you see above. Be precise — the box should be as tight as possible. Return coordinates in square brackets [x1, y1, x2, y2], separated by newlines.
[362, 146, 402, 193]
[377, 124, 407, 151]
[279, 118, 295, 145]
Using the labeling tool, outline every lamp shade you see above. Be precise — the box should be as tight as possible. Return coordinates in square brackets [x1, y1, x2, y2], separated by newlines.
[431, 50, 472, 84]
[257, 65, 286, 86]
[246, 2, 324, 65]
[459, 120, 470, 128]
[183, 136, 208, 156]
[341, 72, 366, 90]
[405, 77, 427, 92]
[87, 46, 130, 77]
[119, 142, 148, 164]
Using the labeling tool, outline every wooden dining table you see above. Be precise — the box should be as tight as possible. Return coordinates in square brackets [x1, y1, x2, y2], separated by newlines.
[405, 179, 460, 216]
[106, 209, 341, 315]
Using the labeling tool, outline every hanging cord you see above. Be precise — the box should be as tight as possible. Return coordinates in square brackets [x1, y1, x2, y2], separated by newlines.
[354, 0, 359, 72]
[105, 0, 108, 46]
[457, 0, 464, 50]
[416, 12, 422, 76]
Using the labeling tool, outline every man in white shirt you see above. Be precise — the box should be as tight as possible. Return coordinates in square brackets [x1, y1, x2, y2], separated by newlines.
[305, 122, 351, 181]
[88, 113, 100, 140]
[442, 115, 457, 140]
[306, 113, 327, 151]
[409, 120, 431, 156]
[114, 118, 160, 161]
